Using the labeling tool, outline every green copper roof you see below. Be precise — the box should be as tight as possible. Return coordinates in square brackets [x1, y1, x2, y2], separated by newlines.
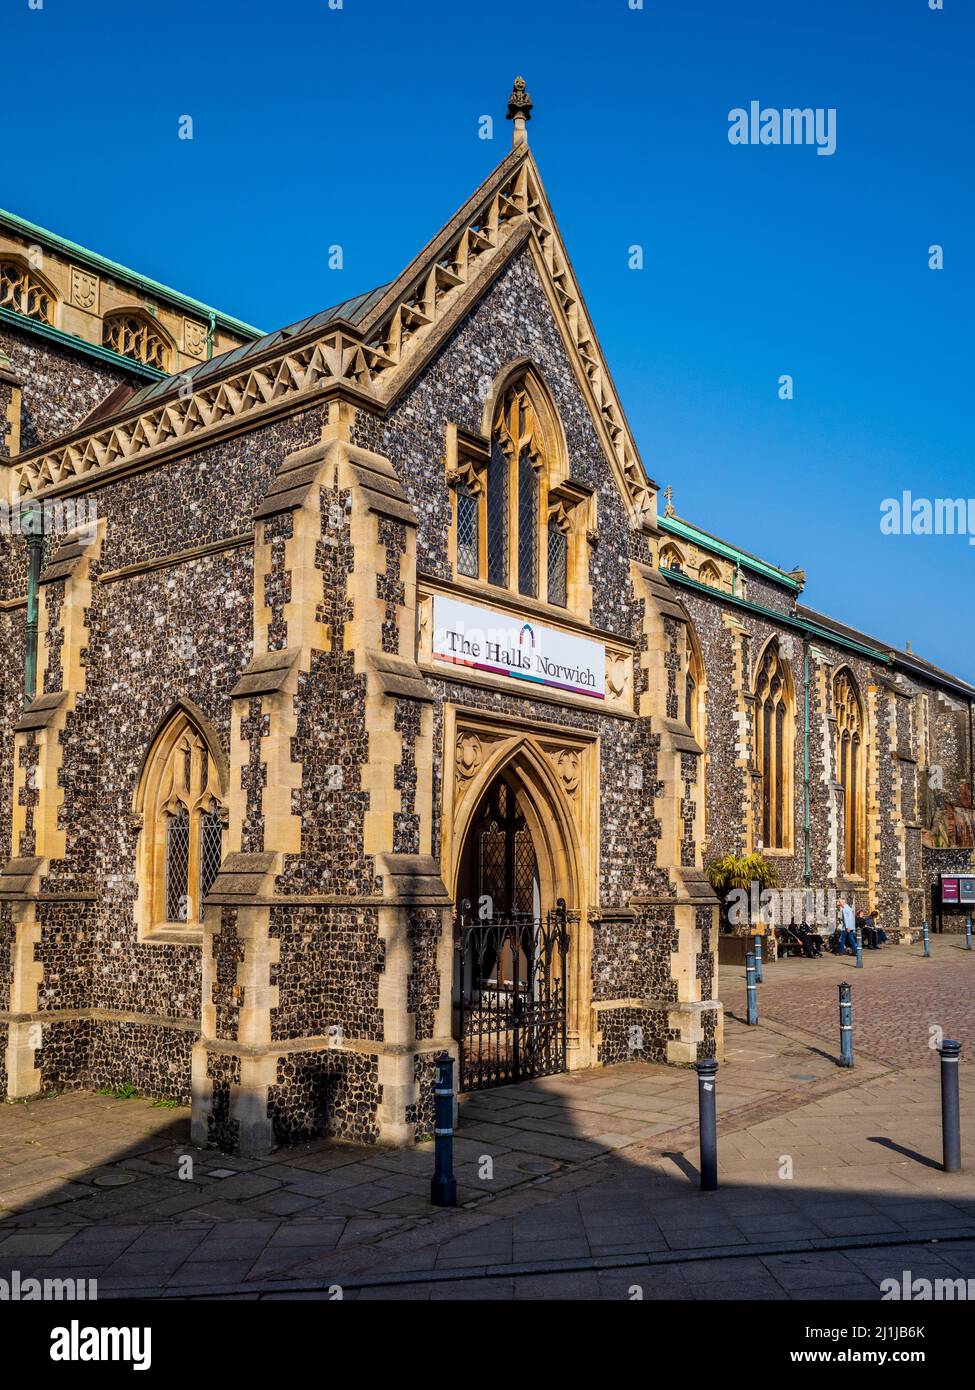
[0, 207, 262, 338]
[658, 514, 803, 591]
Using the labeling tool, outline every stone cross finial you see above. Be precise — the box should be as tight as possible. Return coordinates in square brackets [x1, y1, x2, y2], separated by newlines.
[663, 485, 676, 518]
[506, 76, 533, 147]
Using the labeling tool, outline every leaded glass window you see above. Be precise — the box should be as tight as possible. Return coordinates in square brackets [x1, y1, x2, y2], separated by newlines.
[517, 448, 538, 597]
[135, 711, 226, 934]
[547, 520, 568, 607]
[456, 481, 479, 578]
[834, 669, 864, 875]
[486, 440, 508, 586]
[199, 808, 224, 907]
[755, 642, 792, 850]
[166, 810, 190, 922]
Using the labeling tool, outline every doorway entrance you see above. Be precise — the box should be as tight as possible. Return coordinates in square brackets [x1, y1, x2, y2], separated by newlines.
[454, 773, 569, 1091]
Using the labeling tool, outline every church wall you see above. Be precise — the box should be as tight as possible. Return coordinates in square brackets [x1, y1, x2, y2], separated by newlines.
[681, 582, 972, 937]
[736, 572, 797, 616]
[0, 402, 334, 1101]
[0, 322, 138, 455]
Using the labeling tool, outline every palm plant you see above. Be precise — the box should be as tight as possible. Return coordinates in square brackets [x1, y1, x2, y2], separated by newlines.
[706, 852, 780, 935]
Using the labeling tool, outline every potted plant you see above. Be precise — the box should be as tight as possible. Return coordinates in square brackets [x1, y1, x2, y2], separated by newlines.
[706, 851, 781, 965]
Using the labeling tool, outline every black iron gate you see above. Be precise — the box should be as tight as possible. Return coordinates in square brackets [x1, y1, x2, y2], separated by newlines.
[455, 898, 569, 1092]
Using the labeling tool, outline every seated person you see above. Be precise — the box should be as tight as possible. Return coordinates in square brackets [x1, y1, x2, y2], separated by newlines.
[775, 925, 802, 957]
[865, 908, 887, 947]
[797, 924, 823, 957]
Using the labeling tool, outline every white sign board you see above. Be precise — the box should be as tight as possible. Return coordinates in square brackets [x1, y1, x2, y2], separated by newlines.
[432, 594, 605, 701]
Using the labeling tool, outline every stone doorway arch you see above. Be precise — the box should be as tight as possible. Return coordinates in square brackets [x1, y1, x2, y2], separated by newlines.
[446, 718, 595, 1083]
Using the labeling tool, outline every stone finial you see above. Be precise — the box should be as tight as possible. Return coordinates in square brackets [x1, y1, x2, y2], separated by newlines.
[787, 567, 807, 590]
[663, 484, 676, 518]
[506, 75, 533, 147]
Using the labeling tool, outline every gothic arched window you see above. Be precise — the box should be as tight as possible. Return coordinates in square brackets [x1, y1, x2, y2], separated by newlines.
[0, 259, 56, 325]
[134, 708, 226, 935]
[492, 383, 542, 599]
[834, 668, 865, 876]
[755, 640, 793, 851]
[450, 369, 591, 617]
[698, 561, 722, 590]
[103, 310, 171, 371]
[659, 544, 684, 574]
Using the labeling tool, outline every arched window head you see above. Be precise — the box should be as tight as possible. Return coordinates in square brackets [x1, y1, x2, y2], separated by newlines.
[0, 259, 56, 325]
[755, 640, 793, 851]
[834, 668, 865, 875]
[659, 544, 684, 574]
[103, 310, 171, 371]
[134, 707, 226, 935]
[698, 562, 722, 590]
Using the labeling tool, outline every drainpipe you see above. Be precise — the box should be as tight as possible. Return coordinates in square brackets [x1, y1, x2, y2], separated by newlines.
[206, 310, 217, 361]
[732, 561, 740, 598]
[23, 503, 44, 706]
[803, 634, 812, 888]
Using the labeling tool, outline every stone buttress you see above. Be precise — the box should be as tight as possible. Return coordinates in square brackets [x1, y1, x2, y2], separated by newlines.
[612, 559, 722, 1064]
[194, 403, 451, 1156]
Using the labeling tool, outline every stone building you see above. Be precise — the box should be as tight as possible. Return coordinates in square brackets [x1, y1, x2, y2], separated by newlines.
[0, 83, 971, 1155]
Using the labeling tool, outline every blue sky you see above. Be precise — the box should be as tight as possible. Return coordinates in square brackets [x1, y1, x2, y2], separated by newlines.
[7, 0, 973, 678]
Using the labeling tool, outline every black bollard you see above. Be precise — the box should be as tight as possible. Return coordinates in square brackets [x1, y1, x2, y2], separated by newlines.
[430, 1052, 458, 1207]
[696, 1057, 719, 1191]
[745, 951, 758, 1025]
[938, 1040, 962, 1174]
[838, 981, 854, 1067]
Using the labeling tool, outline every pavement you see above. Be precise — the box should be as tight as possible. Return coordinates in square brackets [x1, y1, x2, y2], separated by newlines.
[1, 934, 972, 1300]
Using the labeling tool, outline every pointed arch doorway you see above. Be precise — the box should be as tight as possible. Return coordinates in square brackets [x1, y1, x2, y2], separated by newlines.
[453, 764, 572, 1092]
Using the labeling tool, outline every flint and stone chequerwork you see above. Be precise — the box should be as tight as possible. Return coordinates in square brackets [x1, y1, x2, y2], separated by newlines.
[0, 88, 970, 1153]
